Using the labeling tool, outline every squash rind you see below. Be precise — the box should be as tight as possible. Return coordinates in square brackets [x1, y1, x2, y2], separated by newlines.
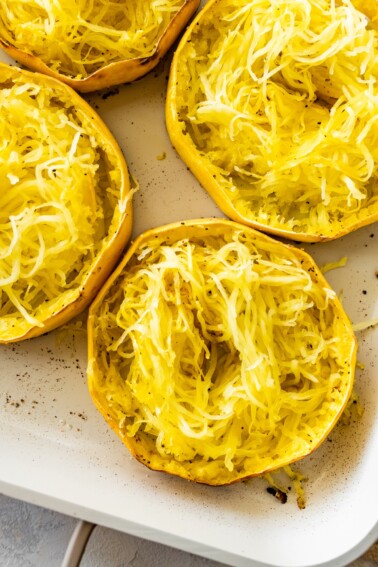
[87, 219, 357, 485]
[0, 63, 133, 342]
[166, 0, 378, 242]
[0, 0, 200, 93]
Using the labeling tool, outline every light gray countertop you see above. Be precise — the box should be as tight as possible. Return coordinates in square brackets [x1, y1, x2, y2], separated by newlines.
[0, 493, 377, 567]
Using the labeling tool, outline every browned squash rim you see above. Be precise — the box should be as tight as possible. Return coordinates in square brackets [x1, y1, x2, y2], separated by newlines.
[0, 63, 133, 342]
[166, 0, 378, 243]
[0, 0, 200, 93]
[87, 218, 357, 485]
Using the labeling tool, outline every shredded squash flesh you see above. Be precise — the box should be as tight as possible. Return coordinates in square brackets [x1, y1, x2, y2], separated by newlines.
[0, 0, 188, 79]
[0, 69, 124, 340]
[89, 224, 355, 483]
[171, 0, 378, 238]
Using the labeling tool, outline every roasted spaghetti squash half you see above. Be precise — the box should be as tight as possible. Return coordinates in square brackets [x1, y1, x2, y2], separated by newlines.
[0, 63, 133, 343]
[0, 0, 199, 93]
[87, 219, 356, 485]
[167, 0, 378, 242]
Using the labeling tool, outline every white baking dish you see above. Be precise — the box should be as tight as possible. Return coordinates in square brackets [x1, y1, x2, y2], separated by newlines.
[0, 29, 377, 567]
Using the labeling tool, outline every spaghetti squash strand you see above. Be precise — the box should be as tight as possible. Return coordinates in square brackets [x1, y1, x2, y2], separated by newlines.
[0, 72, 123, 334]
[92, 230, 353, 475]
[174, 0, 378, 236]
[0, 0, 188, 78]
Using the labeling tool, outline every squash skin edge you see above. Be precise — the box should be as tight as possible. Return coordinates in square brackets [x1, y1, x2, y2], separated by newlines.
[87, 218, 357, 485]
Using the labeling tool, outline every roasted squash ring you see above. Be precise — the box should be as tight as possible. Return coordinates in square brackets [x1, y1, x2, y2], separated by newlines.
[0, 63, 133, 343]
[0, 0, 199, 93]
[166, 0, 378, 242]
[87, 219, 356, 485]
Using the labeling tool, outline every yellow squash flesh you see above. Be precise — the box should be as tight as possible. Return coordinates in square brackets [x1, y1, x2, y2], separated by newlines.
[166, 0, 378, 242]
[0, 0, 200, 93]
[87, 219, 356, 485]
[0, 63, 133, 342]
